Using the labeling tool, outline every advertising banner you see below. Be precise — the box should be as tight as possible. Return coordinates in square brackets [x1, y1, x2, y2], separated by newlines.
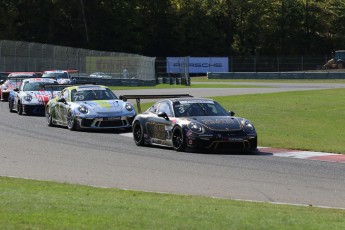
[167, 57, 229, 74]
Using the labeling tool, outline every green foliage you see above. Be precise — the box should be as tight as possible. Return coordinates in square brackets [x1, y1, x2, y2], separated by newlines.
[0, 0, 345, 55]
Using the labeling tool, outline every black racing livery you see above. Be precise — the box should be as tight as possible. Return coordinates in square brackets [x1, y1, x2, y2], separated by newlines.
[131, 97, 258, 153]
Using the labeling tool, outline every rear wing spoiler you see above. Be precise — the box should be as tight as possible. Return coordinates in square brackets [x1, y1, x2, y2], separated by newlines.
[43, 84, 72, 97]
[43, 82, 98, 96]
[119, 94, 193, 113]
[43, 82, 97, 88]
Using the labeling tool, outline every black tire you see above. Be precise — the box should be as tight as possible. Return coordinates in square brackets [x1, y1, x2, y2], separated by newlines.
[8, 99, 15, 113]
[45, 107, 54, 127]
[337, 62, 344, 69]
[172, 126, 186, 152]
[17, 101, 23, 115]
[67, 111, 77, 131]
[133, 121, 145, 146]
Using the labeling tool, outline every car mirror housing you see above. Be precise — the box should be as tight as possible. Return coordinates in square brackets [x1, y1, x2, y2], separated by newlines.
[58, 98, 67, 104]
[157, 111, 169, 121]
[229, 111, 235, 116]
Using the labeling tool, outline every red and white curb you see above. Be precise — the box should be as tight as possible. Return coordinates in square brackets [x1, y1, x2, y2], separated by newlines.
[120, 133, 345, 163]
[257, 147, 345, 164]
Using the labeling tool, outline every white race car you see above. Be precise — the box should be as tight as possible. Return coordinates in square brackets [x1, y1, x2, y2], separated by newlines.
[42, 70, 77, 84]
[45, 84, 136, 131]
[9, 78, 67, 115]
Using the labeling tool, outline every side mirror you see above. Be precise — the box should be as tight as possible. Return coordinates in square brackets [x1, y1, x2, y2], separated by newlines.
[0, 80, 4, 85]
[58, 98, 67, 104]
[229, 111, 235, 116]
[157, 111, 169, 121]
[13, 88, 19, 92]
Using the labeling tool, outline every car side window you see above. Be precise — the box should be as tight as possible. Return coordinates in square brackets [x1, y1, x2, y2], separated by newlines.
[148, 103, 158, 113]
[157, 101, 173, 117]
[60, 89, 68, 101]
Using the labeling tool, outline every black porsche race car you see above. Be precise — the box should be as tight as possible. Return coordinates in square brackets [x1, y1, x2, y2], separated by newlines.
[130, 97, 257, 153]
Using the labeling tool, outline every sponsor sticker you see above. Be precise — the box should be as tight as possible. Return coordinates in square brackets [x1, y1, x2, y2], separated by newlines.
[76, 87, 106, 91]
[95, 100, 112, 108]
[180, 100, 214, 104]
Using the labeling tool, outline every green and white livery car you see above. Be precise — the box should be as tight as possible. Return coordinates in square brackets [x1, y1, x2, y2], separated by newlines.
[45, 84, 136, 131]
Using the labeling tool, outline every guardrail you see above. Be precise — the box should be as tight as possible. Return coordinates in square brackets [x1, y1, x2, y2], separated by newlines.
[207, 72, 345, 79]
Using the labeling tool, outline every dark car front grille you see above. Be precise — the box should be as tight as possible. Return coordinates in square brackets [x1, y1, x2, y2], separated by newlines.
[80, 118, 127, 128]
[215, 142, 247, 150]
[98, 120, 125, 127]
[81, 119, 94, 127]
[215, 130, 247, 136]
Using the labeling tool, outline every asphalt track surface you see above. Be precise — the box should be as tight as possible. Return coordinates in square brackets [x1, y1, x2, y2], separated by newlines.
[1, 82, 345, 209]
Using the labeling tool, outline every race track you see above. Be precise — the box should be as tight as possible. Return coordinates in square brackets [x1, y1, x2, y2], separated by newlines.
[1, 82, 345, 209]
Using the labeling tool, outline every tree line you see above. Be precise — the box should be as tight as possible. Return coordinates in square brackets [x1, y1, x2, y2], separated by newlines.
[0, 0, 344, 57]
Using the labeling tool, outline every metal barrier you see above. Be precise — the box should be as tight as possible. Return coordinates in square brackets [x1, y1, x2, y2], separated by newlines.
[207, 71, 345, 79]
[230, 56, 329, 72]
[0, 40, 156, 84]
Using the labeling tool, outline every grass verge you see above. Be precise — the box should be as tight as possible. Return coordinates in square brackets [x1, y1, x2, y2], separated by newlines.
[108, 83, 268, 90]
[1, 177, 345, 229]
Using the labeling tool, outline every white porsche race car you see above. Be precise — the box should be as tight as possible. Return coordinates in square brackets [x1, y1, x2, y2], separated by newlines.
[9, 78, 67, 115]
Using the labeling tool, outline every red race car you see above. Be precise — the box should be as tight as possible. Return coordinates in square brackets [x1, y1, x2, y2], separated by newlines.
[0, 72, 39, 101]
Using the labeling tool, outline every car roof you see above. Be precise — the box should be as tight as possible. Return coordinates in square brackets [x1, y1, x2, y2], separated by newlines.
[22, 78, 57, 83]
[43, 70, 68, 74]
[43, 70, 78, 73]
[66, 84, 106, 90]
[168, 97, 214, 103]
[8, 72, 37, 77]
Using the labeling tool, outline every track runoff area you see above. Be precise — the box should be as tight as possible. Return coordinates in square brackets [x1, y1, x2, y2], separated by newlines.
[120, 132, 345, 164]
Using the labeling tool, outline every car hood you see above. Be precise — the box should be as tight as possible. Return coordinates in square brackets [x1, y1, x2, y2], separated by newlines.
[74, 100, 128, 114]
[2, 82, 20, 92]
[187, 116, 244, 130]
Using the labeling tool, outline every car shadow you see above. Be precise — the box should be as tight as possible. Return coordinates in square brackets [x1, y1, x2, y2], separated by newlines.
[186, 148, 274, 156]
[80, 128, 132, 134]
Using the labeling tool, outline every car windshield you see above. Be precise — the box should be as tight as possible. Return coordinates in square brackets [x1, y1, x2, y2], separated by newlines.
[44, 84, 67, 92]
[23, 82, 53, 91]
[7, 79, 19, 84]
[71, 88, 118, 101]
[173, 101, 229, 117]
[42, 72, 69, 79]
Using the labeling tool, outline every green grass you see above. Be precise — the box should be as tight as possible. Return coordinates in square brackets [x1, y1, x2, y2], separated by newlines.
[1, 177, 345, 229]
[136, 88, 345, 154]
[108, 83, 266, 90]
[215, 89, 345, 153]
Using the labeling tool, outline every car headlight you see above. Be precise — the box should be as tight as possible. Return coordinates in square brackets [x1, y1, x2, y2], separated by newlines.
[125, 103, 134, 111]
[241, 119, 255, 131]
[188, 121, 205, 134]
[78, 105, 88, 114]
[24, 94, 32, 101]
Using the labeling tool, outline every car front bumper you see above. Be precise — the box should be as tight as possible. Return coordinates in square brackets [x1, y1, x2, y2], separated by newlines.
[186, 130, 257, 153]
[76, 116, 135, 129]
